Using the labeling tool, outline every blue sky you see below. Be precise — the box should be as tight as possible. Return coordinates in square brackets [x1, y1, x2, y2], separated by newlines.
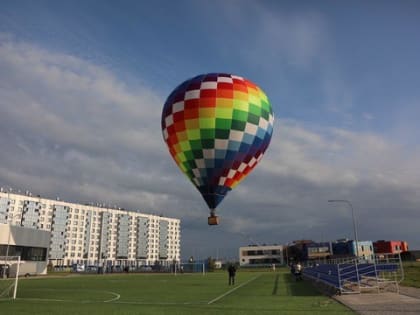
[1, 0, 419, 259]
[2, 0, 419, 128]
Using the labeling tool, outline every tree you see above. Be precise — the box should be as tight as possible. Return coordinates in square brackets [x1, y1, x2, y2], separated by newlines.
[207, 257, 216, 272]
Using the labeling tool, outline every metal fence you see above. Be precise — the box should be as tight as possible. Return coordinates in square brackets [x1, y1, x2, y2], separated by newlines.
[303, 253, 403, 294]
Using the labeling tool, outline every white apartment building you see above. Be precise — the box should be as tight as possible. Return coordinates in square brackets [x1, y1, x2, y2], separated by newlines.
[0, 190, 181, 267]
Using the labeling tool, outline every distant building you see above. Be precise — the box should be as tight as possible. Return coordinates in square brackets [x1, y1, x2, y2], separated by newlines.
[303, 242, 332, 261]
[357, 241, 375, 261]
[0, 190, 181, 268]
[331, 239, 374, 261]
[214, 260, 223, 269]
[287, 241, 333, 262]
[285, 240, 313, 263]
[239, 245, 283, 266]
[401, 250, 420, 261]
[373, 240, 408, 255]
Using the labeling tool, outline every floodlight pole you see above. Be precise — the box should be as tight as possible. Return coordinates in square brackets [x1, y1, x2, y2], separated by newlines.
[328, 200, 360, 259]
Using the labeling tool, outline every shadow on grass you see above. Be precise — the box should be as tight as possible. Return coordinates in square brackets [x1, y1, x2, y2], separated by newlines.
[282, 273, 322, 296]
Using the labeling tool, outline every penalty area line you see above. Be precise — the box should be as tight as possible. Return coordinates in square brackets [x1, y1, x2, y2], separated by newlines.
[16, 290, 121, 304]
[207, 275, 261, 305]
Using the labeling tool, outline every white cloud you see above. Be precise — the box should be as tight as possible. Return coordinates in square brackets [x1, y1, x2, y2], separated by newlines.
[217, 119, 420, 245]
[0, 36, 175, 210]
[256, 120, 420, 190]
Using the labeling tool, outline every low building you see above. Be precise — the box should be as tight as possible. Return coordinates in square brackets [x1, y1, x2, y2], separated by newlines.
[373, 240, 409, 255]
[401, 250, 420, 261]
[285, 240, 314, 263]
[303, 242, 332, 261]
[358, 241, 375, 261]
[331, 239, 374, 262]
[0, 224, 51, 275]
[214, 260, 223, 269]
[239, 245, 283, 266]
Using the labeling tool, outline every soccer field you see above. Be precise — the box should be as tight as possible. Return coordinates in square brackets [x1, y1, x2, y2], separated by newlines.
[0, 269, 354, 314]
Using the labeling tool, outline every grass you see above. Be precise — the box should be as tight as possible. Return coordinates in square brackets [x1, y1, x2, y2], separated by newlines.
[402, 261, 420, 288]
[0, 268, 354, 314]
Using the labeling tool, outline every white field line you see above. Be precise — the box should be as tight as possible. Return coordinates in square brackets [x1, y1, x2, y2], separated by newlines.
[104, 291, 121, 303]
[16, 290, 121, 304]
[112, 300, 207, 306]
[17, 298, 69, 302]
[207, 275, 261, 305]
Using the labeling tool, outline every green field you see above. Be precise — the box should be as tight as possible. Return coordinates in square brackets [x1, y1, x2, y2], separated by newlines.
[0, 269, 354, 315]
[402, 262, 420, 288]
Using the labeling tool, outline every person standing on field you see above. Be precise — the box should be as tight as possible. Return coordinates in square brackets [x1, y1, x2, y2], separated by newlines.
[295, 262, 302, 281]
[228, 264, 236, 285]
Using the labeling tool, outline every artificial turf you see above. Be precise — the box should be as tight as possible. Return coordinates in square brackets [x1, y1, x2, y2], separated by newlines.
[0, 268, 354, 314]
[402, 262, 420, 288]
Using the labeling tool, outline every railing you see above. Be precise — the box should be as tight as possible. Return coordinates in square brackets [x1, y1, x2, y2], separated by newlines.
[303, 253, 402, 294]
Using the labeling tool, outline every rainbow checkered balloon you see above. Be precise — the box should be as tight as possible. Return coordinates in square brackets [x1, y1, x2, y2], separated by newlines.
[161, 73, 274, 213]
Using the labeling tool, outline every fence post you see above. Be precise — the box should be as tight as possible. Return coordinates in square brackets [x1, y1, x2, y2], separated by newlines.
[373, 255, 379, 293]
[354, 258, 361, 293]
[398, 252, 404, 284]
[337, 262, 342, 294]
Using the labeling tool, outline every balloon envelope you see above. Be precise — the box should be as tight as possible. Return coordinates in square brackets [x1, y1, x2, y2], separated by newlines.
[161, 73, 274, 211]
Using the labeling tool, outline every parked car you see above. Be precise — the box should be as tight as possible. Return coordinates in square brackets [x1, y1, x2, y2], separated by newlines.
[71, 264, 85, 272]
[86, 265, 98, 273]
[139, 265, 152, 272]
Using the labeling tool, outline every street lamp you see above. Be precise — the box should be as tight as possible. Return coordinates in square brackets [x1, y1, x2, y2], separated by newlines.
[328, 199, 360, 259]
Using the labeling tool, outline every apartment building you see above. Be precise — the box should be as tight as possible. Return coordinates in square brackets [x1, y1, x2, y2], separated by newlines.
[0, 190, 181, 267]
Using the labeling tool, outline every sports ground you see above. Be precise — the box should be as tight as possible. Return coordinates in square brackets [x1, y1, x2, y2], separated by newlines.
[0, 268, 354, 314]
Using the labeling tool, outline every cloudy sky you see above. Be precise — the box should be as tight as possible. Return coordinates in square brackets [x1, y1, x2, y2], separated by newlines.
[1, 1, 419, 260]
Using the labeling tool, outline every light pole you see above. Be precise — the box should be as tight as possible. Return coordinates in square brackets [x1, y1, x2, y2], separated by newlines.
[284, 241, 293, 266]
[328, 199, 360, 259]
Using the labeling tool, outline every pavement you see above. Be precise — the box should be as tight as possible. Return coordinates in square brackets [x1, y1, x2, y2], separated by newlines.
[334, 286, 420, 315]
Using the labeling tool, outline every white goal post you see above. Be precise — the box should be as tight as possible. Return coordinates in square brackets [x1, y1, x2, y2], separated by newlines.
[0, 256, 21, 300]
[178, 262, 206, 275]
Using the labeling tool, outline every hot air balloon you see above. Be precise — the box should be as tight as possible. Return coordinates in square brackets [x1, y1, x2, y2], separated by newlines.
[161, 73, 274, 225]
